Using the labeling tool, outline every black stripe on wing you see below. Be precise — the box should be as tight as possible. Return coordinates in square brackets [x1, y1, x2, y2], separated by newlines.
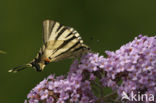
[52, 36, 77, 55]
[50, 21, 56, 35]
[66, 32, 73, 38]
[56, 24, 63, 33]
[73, 46, 84, 53]
[66, 30, 78, 38]
[54, 41, 80, 58]
[55, 27, 68, 40]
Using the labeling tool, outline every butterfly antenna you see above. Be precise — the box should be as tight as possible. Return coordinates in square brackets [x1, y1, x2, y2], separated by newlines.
[8, 64, 31, 73]
[0, 50, 6, 54]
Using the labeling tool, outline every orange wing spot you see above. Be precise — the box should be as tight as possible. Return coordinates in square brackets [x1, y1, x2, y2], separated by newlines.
[44, 58, 51, 63]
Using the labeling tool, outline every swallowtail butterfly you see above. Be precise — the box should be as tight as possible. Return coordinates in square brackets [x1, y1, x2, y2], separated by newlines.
[9, 20, 89, 72]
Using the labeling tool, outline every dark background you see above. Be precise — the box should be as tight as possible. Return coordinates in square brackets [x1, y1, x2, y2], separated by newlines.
[0, 0, 156, 103]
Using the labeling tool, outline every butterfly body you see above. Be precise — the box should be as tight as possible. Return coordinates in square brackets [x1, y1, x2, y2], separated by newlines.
[9, 20, 89, 72]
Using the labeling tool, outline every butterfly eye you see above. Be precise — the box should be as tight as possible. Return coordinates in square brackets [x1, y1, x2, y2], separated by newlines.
[44, 61, 49, 65]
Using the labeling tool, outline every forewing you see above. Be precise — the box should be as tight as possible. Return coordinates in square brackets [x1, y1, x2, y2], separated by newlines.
[43, 20, 89, 62]
[51, 41, 89, 62]
[47, 27, 89, 61]
[43, 20, 57, 44]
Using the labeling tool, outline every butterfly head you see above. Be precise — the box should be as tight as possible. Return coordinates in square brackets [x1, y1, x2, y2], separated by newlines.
[30, 58, 50, 72]
[30, 61, 45, 72]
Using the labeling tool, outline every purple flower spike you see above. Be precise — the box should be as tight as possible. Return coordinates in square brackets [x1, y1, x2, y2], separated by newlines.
[101, 35, 156, 101]
[26, 74, 96, 103]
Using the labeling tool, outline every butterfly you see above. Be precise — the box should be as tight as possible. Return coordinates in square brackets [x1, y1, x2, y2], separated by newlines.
[8, 20, 90, 73]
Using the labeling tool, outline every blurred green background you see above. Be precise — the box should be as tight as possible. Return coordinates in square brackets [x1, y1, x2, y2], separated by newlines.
[0, 0, 156, 102]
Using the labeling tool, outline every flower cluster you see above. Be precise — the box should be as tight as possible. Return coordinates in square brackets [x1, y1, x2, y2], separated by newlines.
[69, 53, 104, 81]
[69, 35, 156, 102]
[26, 35, 156, 103]
[25, 74, 96, 103]
[101, 35, 156, 98]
